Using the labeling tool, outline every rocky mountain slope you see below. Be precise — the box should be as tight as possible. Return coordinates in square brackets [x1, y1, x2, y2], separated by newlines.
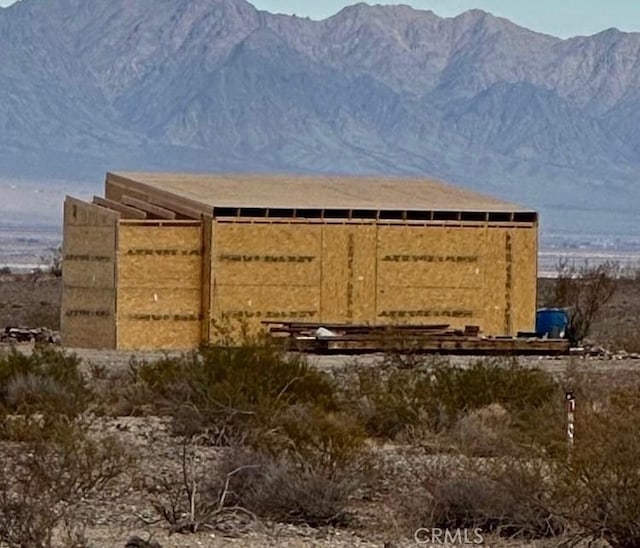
[1, 0, 639, 236]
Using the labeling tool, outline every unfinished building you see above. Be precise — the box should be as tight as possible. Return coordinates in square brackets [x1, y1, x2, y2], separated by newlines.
[61, 172, 538, 349]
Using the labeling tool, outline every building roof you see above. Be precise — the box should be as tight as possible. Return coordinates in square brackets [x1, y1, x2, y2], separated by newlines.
[107, 172, 535, 216]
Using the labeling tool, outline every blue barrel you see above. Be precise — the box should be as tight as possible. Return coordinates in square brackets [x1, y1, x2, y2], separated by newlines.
[536, 308, 569, 338]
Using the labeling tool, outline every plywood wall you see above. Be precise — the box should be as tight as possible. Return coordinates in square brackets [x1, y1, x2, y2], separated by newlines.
[61, 197, 119, 348]
[210, 223, 322, 339]
[510, 227, 538, 334]
[320, 225, 377, 324]
[116, 222, 202, 349]
[376, 225, 483, 325]
[377, 225, 536, 334]
[210, 220, 537, 338]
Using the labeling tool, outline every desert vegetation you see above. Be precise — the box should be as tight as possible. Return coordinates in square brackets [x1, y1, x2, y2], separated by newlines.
[0, 262, 639, 546]
[0, 347, 132, 547]
[1, 339, 640, 547]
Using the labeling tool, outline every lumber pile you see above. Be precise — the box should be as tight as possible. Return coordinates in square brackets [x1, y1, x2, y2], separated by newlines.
[264, 321, 570, 356]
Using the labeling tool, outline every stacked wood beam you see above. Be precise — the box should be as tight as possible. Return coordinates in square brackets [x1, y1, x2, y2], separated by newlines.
[265, 321, 570, 356]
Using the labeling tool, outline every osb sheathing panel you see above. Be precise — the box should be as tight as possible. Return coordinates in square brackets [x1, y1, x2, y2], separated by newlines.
[463, 226, 535, 336]
[63, 260, 115, 289]
[377, 226, 484, 327]
[214, 223, 321, 286]
[62, 288, 118, 349]
[64, 197, 120, 228]
[63, 225, 118, 258]
[211, 223, 379, 331]
[118, 225, 202, 251]
[61, 197, 118, 349]
[117, 320, 200, 351]
[321, 225, 377, 324]
[213, 286, 320, 320]
[117, 288, 201, 315]
[107, 173, 210, 219]
[201, 217, 214, 343]
[63, 287, 116, 310]
[376, 225, 536, 335]
[510, 228, 537, 334]
[118, 256, 202, 288]
[376, 288, 480, 321]
[376, 227, 483, 289]
[211, 223, 322, 328]
[109, 171, 534, 214]
[209, 220, 536, 339]
[482, 229, 508, 335]
[116, 224, 202, 350]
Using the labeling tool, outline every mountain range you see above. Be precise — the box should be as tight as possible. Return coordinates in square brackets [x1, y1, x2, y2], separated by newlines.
[1, 0, 640, 237]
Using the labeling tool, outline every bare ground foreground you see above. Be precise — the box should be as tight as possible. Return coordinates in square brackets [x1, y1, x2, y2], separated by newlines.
[0, 272, 61, 331]
[1, 273, 639, 547]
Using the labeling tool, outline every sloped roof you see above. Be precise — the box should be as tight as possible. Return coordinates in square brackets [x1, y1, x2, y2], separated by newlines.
[107, 172, 535, 215]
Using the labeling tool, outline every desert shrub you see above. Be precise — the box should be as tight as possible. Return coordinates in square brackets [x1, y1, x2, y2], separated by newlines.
[148, 437, 243, 535]
[91, 360, 154, 417]
[245, 402, 369, 525]
[379, 349, 449, 370]
[561, 364, 640, 422]
[432, 360, 565, 455]
[253, 403, 368, 475]
[152, 402, 369, 532]
[6, 374, 70, 413]
[557, 386, 640, 547]
[0, 418, 132, 547]
[449, 403, 513, 457]
[349, 358, 559, 448]
[547, 259, 619, 343]
[121, 340, 338, 443]
[349, 366, 432, 439]
[404, 458, 565, 540]
[389, 367, 640, 545]
[233, 455, 355, 526]
[0, 346, 88, 418]
[218, 447, 359, 527]
[151, 441, 358, 533]
[427, 359, 558, 429]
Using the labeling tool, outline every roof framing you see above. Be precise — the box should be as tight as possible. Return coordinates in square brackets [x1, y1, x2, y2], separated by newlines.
[105, 171, 537, 222]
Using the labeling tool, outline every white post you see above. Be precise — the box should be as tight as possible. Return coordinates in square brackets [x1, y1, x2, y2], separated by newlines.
[565, 391, 576, 452]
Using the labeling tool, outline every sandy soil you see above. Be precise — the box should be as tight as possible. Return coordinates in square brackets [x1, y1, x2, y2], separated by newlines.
[0, 271, 61, 330]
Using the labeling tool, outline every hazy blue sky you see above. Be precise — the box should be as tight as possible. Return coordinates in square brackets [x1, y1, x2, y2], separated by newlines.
[1, 0, 639, 38]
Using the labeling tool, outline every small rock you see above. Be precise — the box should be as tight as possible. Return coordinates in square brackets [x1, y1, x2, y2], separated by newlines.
[125, 535, 163, 548]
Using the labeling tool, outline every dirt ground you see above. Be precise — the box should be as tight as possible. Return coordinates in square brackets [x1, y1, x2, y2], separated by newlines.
[0, 271, 61, 330]
[1, 273, 639, 547]
[0, 363, 593, 548]
[2, 344, 630, 548]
